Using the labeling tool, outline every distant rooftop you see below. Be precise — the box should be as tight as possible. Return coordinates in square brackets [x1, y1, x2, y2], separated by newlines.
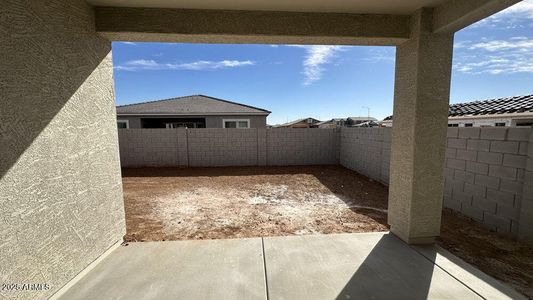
[116, 95, 271, 116]
[274, 117, 321, 127]
[348, 116, 377, 121]
[383, 94, 533, 120]
[449, 94, 533, 117]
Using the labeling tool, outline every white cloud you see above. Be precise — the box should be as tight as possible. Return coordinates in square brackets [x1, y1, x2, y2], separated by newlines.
[115, 59, 255, 71]
[287, 45, 345, 85]
[469, 39, 533, 51]
[119, 42, 137, 45]
[471, 0, 533, 28]
[454, 37, 533, 75]
[360, 48, 395, 63]
[495, 0, 533, 18]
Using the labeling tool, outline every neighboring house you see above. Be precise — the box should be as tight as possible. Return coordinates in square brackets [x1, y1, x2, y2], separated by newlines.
[277, 117, 378, 128]
[116, 95, 270, 129]
[316, 118, 346, 128]
[380, 116, 393, 127]
[346, 117, 378, 127]
[380, 94, 533, 128]
[274, 117, 321, 128]
[353, 120, 380, 127]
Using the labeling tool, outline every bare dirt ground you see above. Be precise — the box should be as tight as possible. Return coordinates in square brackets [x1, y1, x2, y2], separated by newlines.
[438, 209, 533, 299]
[122, 165, 532, 299]
[122, 166, 389, 241]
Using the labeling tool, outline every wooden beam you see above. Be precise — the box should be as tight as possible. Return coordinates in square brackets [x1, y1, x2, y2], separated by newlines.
[433, 0, 521, 33]
[94, 7, 410, 46]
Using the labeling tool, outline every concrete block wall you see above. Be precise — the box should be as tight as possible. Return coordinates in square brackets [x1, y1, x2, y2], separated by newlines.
[118, 129, 184, 167]
[118, 128, 339, 168]
[266, 128, 339, 165]
[187, 128, 258, 167]
[340, 128, 391, 184]
[443, 127, 530, 235]
[519, 130, 533, 243]
[339, 127, 532, 240]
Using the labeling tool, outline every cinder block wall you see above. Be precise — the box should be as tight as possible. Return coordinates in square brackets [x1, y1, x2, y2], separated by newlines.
[339, 127, 533, 240]
[444, 127, 531, 235]
[1, 1, 125, 299]
[519, 131, 533, 243]
[118, 128, 339, 168]
[266, 128, 339, 165]
[188, 128, 259, 167]
[119, 129, 184, 167]
[340, 128, 391, 184]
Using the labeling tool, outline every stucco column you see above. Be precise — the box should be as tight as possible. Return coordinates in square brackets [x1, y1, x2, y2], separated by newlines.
[388, 8, 454, 244]
[1, 1, 125, 298]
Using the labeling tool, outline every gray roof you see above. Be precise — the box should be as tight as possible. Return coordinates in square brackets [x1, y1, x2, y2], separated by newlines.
[348, 116, 378, 121]
[449, 94, 533, 116]
[383, 94, 533, 121]
[315, 118, 345, 126]
[116, 95, 271, 116]
[274, 117, 321, 127]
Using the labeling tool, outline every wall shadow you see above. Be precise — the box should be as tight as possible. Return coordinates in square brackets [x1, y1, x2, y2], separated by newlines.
[335, 234, 436, 299]
[0, 2, 112, 179]
[121, 165, 389, 228]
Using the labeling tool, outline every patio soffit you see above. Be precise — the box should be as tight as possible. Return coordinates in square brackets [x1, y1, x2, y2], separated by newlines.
[86, 0, 448, 14]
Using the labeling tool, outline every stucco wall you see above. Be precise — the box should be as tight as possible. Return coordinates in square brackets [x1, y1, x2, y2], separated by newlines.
[117, 116, 143, 128]
[206, 115, 267, 128]
[116, 115, 267, 128]
[1, 1, 125, 299]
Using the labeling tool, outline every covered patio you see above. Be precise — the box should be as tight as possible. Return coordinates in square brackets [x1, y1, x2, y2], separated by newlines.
[56, 232, 524, 299]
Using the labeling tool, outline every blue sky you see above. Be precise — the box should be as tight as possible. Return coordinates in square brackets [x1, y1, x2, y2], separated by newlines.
[112, 1, 533, 125]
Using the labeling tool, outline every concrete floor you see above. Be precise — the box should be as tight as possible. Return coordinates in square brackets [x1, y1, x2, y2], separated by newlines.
[57, 232, 525, 300]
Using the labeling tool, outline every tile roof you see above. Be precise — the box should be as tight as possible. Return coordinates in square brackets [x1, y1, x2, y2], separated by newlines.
[116, 95, 270, 115]
[449, 94, 533, 116]
[382, 95, 533, 120]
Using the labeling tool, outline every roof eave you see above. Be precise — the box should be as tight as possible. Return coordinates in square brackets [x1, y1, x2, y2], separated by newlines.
[116, 112, 270, 116]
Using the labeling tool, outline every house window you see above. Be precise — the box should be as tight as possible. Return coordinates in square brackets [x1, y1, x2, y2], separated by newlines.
[165, 122, 205, 129]
[223, 119, 250, 128]
[448, 123, 458, 127]
[495, 122, 506, 127]
[117, 120, 129, 129]
[464, 123, 473, 127]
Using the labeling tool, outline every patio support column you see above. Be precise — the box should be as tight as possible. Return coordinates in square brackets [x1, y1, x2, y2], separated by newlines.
[388, 8, 454, 244]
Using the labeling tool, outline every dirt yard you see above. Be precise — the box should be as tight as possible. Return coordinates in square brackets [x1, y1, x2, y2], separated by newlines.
[438, 209, 533, 298]
[122, 165, 532, 299]
[122, 166, 389, 241]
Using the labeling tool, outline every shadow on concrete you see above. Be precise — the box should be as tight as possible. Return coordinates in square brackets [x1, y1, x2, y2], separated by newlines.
[335, 234, 436, 300]
[413, 244, 528, 299]
[121, 165, 389, 228]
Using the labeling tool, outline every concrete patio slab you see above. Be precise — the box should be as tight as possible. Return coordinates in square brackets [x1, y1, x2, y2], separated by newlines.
[263, 232, 481, 300]
[413, 245, 527, 300]
[56, 232, 523, 300]
[57, 238, 266, 300]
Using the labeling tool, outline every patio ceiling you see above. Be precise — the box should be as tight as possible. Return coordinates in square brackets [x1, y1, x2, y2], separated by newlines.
[86, 0, 447, 14]
[90, 0, 521, 45]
